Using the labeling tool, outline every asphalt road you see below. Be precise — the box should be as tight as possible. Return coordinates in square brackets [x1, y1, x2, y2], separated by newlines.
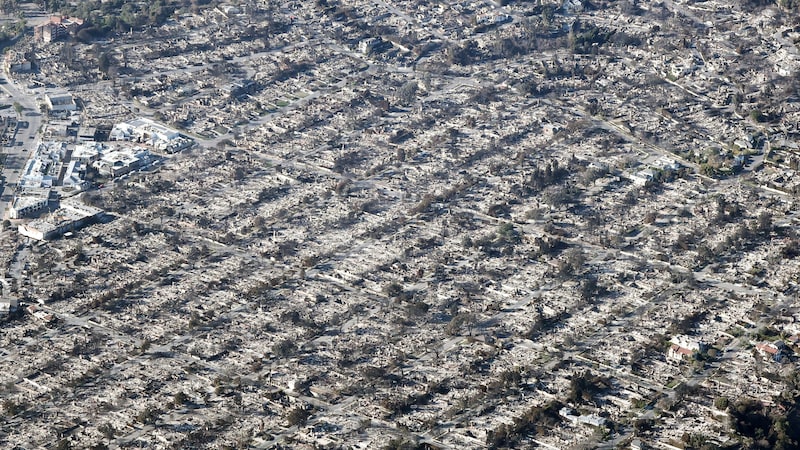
[0, 73, 43, 219]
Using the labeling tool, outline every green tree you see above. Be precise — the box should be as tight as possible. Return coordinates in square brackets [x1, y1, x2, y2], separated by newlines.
[97, 52, 117, 77]
[286, 406, 311, 426]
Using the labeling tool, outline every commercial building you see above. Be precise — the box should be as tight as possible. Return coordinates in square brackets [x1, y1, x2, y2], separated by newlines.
[0, 298, 18, 317]
[18, 142, 67, 189]
[8, 192, 50, 219]
[45, 92, 78, 113]
[4, 50, 31, 74]
[17, 200, 102, 241]
[93, 146, 153, 177]
[110, 117, 192, 153]
[77, 126, 99, 141]
[72, 142, 103, 163]
[62, 160, 86, 189]
[34, 16, 85, 43]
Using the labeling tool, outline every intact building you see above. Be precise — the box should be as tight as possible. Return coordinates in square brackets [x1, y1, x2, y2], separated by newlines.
[93, 147, 152, 177]
[72, 142, 103, 163]
[45, 92, 77, 113]
[110, 117, 193, 153]
[0, 298, 18, 317]
[77, 126, 98, 141]
[666, 335, 707, 363]
[62, 160, 86, 189]
[34, 16, 85, 43]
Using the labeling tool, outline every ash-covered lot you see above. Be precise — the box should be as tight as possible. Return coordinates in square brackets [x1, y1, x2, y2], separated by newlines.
[2, 0, 800, 449]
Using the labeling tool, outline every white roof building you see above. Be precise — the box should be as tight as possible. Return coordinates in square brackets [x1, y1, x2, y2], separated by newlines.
[630, 169, 655, 186]
[653, 157, 681, 172]
[110, 118, 191, 153]
[72, 142, 103, 163]
[18, 142, 67, 189]
[93, 147, 152, 177]
[62, 160, 85, 188]
[45, 92, 77, 112]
